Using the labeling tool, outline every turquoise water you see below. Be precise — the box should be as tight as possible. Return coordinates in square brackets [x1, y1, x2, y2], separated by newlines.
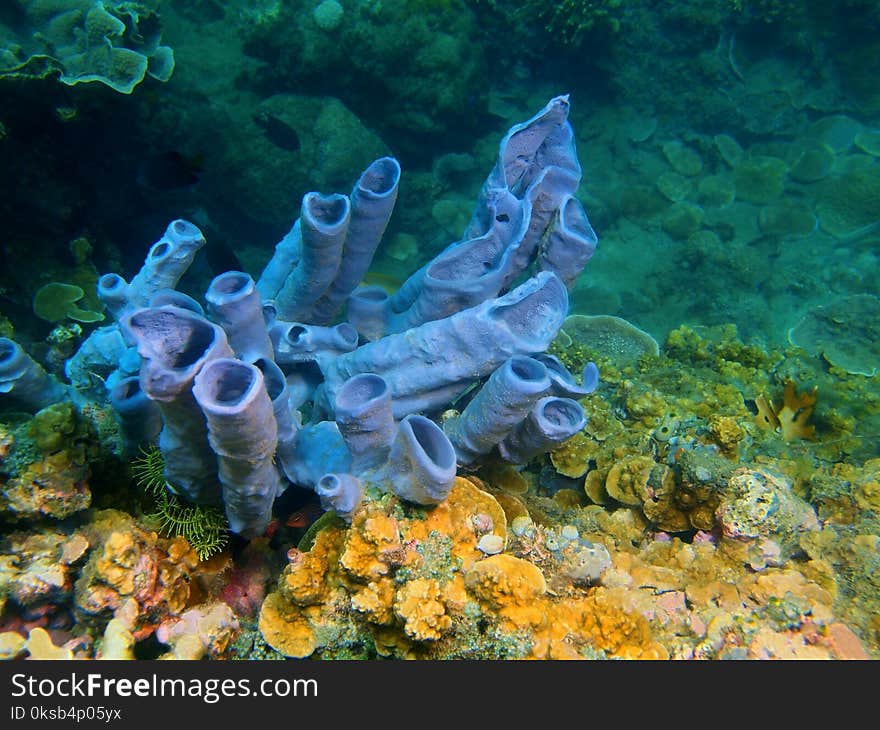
[0, 1, 878, 661]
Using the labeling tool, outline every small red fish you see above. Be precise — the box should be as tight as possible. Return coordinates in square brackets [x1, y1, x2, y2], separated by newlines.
[264, 501, 324, 538]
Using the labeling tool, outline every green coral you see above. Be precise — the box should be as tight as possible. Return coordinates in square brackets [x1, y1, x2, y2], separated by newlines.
[132, 445, 229, 561]
[0, 0, 174, 94]
[33, 282, 104, 324]
[25, 401, 97, 463]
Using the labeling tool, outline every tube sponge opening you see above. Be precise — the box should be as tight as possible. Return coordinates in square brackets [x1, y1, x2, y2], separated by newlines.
[491, 270, 568, 346]
[316, 472, 363, 521]
[335, 372, 395, 469]
[304, 192, 350, 231]
[202, 363, 254, 407]
[359, 157, 401, 197]
[385, 414, 457, 505]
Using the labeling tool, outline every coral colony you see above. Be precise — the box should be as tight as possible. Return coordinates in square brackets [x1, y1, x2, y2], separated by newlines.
[1, 96, 598, 539]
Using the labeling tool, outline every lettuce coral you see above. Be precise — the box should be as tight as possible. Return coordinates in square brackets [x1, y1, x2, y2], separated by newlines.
[0, 0, 174, 94]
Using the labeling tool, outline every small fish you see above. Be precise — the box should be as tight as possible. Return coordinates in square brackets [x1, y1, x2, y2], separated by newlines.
[254, 111, 301, 152]
[361, 270, 403, 293]
[264, 500, 324, 538]
[137, 150, 203, 191]
[284, 502, 324, 528]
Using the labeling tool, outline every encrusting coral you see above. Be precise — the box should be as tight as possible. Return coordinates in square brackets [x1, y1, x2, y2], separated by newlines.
[260, 477, 670, 659]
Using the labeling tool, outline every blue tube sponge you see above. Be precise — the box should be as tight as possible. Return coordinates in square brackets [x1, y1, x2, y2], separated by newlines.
[334, 373, 396, 470]
[109, 375, 162, 456]
[123, 219, 206, 311]
[0, 337, 68, 411]
[275, 193, 351, 321]
[322, 270, 568, 418]
[465, 95, 582, 287]
[206, 271, 274, 363]
[310, 157, 401, 324]
[532, 354, 599, 398]
[193, 358, 281, 538]
[253, 357, 298, 489]
[148, 289, 204, 316]
[316, 473, 364, 521]
[346, 284, 391, 342]
[537, 195, 598, 288]
[122, 305, 232, 504]
[269, 320, 358, 368]
[380, 414, 457, 505]
[378, 207, 524, 336]
[96, 273, 130, 320]
[256, 220, 302, 302]
[445, 356, 551, 465]
[498, 396, 587, 464]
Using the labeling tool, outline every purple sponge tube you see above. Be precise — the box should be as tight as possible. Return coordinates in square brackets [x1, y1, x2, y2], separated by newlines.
[537, 195, 598, 288]
[109, 375, 162, 455]
[382, 414, 456, 505]
[193, 358, 280, 538]
[381, 212, 523, 335]
[346, 285, 391, 342]
[532, 354, 600, 398]
[445, 356, 551, 465]
[310, 157, 401, 324]
[275, 193, 351, 321]
[253, 357, 298, 491]
[96, 273, 130, 319]
[148, 289, 205, 316]
[122, 306, 232, 504]
[206, 271, 274, 363]
[256, 220, 302, 302]
[0, 337, 68, 411]
[323, 271, 568, 419]
[334, 373, 396, 470]
[269, 320, 358, 368]
[316, 473, 364, 521]
[466, 95, 580, 244]
[125, 220, 206, 309]
[498, 396, 587, 464]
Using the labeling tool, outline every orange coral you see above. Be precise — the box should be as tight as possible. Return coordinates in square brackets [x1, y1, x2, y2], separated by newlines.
[74, 511, 201, 640]
[259, 592, 317, 659]
[754, 380, 817, 441]
[340, 514, 405, 581]
[1, 451, 90, 520]
[394, 578, 451, 640]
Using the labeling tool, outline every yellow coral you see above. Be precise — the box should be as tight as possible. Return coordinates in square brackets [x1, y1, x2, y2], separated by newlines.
[408, 477, 507, 570]
[707, 414, 745, 456]
[288, 524, 345, 605]
[465, 554, 547, 629]
[258, 592, 318, 659]
[394, 578, 451, 641]
[350, 578, 396, 625]
[754, 380, 817, 441]
[25, 627, 72, 660]
[604, 455, 655, 506]
[854, 460, 880, 513]
[340, 513, 404, 581]
[550, 432, 600, 478]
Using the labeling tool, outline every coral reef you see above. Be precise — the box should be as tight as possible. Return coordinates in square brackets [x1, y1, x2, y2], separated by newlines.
[3, 2, 880, 662]
[0, 0, 174, 93]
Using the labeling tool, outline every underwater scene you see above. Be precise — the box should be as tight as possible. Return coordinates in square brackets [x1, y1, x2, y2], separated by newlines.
[0, 0, 878, 662]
